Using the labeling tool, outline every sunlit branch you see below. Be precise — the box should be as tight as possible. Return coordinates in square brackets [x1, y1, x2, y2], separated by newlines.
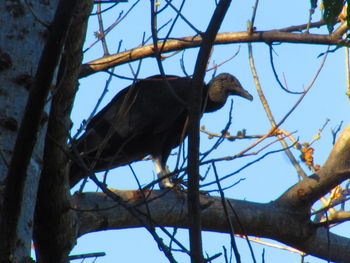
[79, 27, 348, 78]
[74, 189, 350, 262]
[277, 124, 350, 209]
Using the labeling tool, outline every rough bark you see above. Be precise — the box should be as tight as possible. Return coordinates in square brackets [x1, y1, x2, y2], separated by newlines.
[0, 1, 58, 261]
[34, 1, 94, 262]
[277, 123, 350, 209]
[72, 189, 350, 263]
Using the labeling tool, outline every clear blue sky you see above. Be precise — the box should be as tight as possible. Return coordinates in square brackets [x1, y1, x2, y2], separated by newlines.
[67, 0, 350, 262]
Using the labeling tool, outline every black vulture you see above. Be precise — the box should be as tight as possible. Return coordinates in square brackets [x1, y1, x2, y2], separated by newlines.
[70, 73, 253, 188]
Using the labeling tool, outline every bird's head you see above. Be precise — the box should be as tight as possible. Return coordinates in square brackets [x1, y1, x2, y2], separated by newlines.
[209, 73, 253, 101]
[206, 73, 253, 112]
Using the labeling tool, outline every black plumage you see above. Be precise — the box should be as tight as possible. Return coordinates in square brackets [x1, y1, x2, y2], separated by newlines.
[69, 73, 253, 188]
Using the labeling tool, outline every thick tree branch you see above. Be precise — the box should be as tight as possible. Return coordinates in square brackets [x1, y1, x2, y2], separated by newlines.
[79, 28, 349, 78]
[72, 190, 350, 262]
[277, 123, 350, 209]
[70, 124, 350, 262]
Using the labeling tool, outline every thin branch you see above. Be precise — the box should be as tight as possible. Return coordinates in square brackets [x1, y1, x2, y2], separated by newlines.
[93, 0, 128, 3]
[164, 0, 202, 36]
[96, 2, 110, 55]
[150, 0, 165, 77]
[200, 100, 234, 161]
[268, 45, 304, 94]
[160, 0, 186, 52]
[91, 3, 118, 15]
[345, 46, 350, 101]
[235, 236, 305, 256]
[201, 144, 293, 188]
[206, 46, 240, 72]
[248, 0, 259, 34]
[248, 42, 308, 179]
[213, 162, 241, 263]
[69, 252, 106, 260]
[73, 66, 116, 140]
[331, 121, 343, 145]
[150, 1, 185, 105]
[84, 0, 140, 53]
[283, 21, 326, 33]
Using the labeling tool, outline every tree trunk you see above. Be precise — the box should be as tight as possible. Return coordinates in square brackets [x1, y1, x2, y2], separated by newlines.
[33, 1, 93, 262]
[0, 1, 58, 262]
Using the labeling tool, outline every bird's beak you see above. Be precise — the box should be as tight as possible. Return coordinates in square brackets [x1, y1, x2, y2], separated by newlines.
[236, 88, 253, 101]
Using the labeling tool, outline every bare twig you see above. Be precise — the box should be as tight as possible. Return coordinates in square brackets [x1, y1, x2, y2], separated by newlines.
[94, 0, 127, 3]
[235, 236, 305, 256]
[268, 45, 303, 94]
[248, 0, 260, 34]
[248, 42, 308, 179]
[213, 162, 242, 263]
[280, 20, 326, 33]
[91, 3, 119, 16]
[73, 66, 116, 140]
[96, 2, 110, 55]
[345, 46, 350, 101]
[200, 100, 234, 161]
[201, 146, 292, 188]
[164, 0, 202, 36]
[84, 0, 140, 53]
[69, 252, 106, 260]
[331, 121, 344, 145]
[206, 46, 240, 72]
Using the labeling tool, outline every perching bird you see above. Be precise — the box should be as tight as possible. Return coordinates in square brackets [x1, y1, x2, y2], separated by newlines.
[69, 73, 253, 188]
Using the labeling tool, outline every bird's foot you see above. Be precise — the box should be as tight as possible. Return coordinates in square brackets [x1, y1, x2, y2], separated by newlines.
[159, 178, 174, 189]
[159, 178, 185, 192]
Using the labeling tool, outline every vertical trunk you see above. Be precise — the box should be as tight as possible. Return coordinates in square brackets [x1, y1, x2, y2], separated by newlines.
[188, 1, 232, 262]
[34, 1, 94, 262]
[0, 1, 58, 261]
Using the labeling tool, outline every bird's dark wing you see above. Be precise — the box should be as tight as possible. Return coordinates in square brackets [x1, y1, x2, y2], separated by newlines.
[86, 75, 184, 130]
[73, 75, 192, 169]
[86, 75, 190, 137]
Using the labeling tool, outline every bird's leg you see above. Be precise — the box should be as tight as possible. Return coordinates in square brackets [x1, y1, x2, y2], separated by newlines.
[152, 156, 174, 189]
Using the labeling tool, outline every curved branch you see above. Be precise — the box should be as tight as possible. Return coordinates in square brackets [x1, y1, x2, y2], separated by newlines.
[72, 190, 350, 262]
[277, 123, 350, 209]
[79, 29, 347, 78]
